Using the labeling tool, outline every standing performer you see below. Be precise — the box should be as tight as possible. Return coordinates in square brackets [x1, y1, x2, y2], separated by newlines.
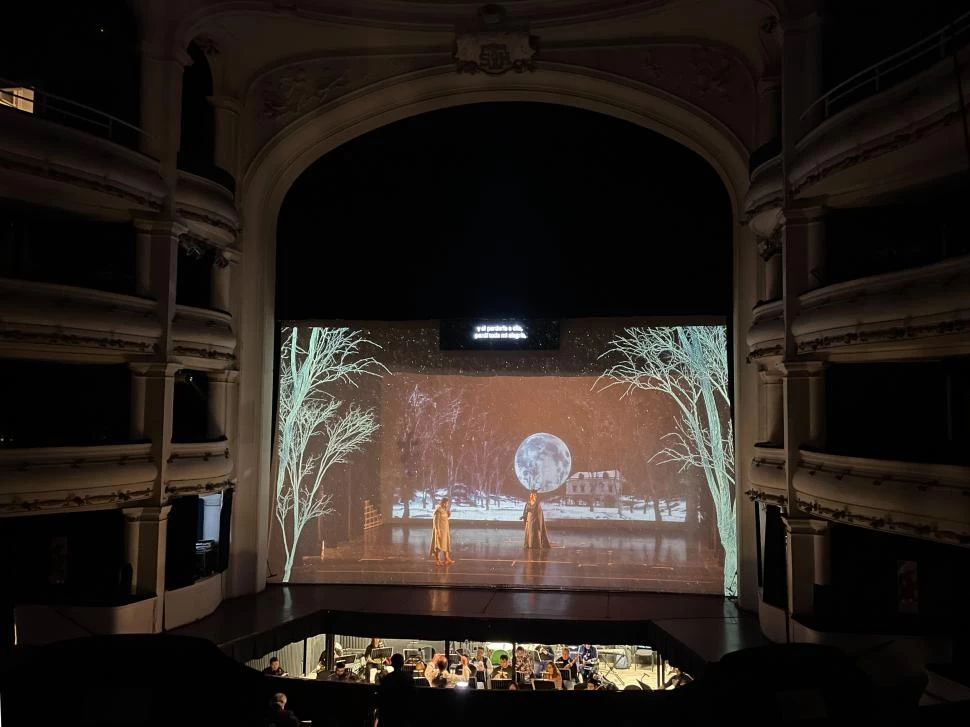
[429, 497, 455, 566]
[521, 491, 550, 549]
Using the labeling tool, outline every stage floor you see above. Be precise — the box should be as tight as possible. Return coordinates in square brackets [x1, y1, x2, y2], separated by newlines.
[283, 525, 723, 593]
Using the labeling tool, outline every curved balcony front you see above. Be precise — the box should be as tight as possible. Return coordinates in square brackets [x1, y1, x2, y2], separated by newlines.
[794, 451, 970, 546]
[0, 443, 156, 515]
[0, 105, 163, 214]
[175, 170, 240, 246]
[744, 39, 970, 221]
[0, 278, 160, 360]
[172, 305, 236, 367]
[792, 46, 970, 203]
[792, 254, 970, 359]
[165, 441, 234, 497]
[746, 300, 784, 363]
[746, 445, 787, 508]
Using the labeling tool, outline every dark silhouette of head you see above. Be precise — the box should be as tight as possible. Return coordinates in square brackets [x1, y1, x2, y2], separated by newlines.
[391, 653, 404, 670]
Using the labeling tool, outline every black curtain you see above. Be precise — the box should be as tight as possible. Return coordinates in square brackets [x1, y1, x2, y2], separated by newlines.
[166, 496, 200, 590]
[218, 488, 233, 572]
[762, 505, 788, 610]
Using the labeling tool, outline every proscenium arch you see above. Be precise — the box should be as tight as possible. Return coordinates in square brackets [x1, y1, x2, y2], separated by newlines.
[232, 67, 759, 606]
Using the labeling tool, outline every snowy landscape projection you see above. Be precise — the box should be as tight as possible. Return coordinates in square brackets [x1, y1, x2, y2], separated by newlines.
[272, 322, 736, 596]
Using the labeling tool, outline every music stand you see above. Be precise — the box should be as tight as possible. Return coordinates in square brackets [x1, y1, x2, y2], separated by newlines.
[372, 647, 393, 661]
[599, 651, 626, 686]
[533, 679, 556, 691]
[491, 679, 512, 691]
[404, 649, 422, 662]
[414, 676, 430, 687]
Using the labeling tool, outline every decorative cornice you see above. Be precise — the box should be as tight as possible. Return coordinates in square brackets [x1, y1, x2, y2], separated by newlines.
[745, 487, 788, 508]
[177, 207, 239, 235]
[0, 156, 162, 211]
[748, 343, 784, 361]
[172, 345, 236, 361]
[0, 329, 157, 353]
[168, 446, 230, 463]
[793, 108, 963, 198]
[797, 318, 970, 353]
[1, 487, 153, 515]
[164, 478, 233, 497]
[795, 497, 969, 546]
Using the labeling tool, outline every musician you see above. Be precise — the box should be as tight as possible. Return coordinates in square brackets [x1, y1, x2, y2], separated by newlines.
[365, 637, 387, 683]
[555, 647, 579, 688]
[541, 662, 563, 690]
[491, 654, 514, 681]
[662, 667, 694, 689]
[514, 646, 533, 681]
[470, 646, 490, 688]
[578, 644, 598, 679]
[262, 657, 287, 677]
[328, 660, 360, 682]
[424, 654, 471, 688]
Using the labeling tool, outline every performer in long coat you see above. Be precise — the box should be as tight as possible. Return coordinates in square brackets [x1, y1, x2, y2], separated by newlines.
[429, 497, 455, 565]
[522, 490, 550, 549]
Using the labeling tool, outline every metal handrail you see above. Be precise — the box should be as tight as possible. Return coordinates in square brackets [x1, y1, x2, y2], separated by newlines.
[801, 9, 970, 123]
[0, 76, 144, 142]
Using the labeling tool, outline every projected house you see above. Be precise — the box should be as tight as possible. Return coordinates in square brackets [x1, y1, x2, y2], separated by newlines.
[563, 470, 623, 507]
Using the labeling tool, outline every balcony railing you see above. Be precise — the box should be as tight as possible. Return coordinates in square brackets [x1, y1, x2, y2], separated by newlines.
[0, 78, 144, 148]
[802, 10, 970, 126]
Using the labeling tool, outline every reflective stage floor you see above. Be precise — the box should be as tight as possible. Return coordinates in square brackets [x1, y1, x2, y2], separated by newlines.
[284, 525, 724, 593]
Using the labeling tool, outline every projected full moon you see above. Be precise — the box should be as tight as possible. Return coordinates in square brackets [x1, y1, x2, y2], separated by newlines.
[514, 432, 572, 493]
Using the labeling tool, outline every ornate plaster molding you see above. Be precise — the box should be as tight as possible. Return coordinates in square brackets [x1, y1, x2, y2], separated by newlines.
[0, 487, 154, 514]
[794, 451, 970, 546]
[745, 488, 788, 508]
[455, 31, 537, 74]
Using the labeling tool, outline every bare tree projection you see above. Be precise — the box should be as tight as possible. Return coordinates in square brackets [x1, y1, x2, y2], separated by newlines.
[433, 387, 466, 502]
[597, 326, 737, 596]
[276, 327, 386, 581]
[399, 384, 434, 517]
[467, 415, 513, 510]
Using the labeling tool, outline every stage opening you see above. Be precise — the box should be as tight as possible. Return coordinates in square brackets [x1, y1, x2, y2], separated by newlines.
[270, 319, 736, 596]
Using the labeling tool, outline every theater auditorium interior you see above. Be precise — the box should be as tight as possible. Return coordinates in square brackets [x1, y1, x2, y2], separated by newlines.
[1, 1, 970, 725]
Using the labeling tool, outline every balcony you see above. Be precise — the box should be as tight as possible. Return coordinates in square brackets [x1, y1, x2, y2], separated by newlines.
[792, 254, 970, 359]
[0, 84, 239, 244]
[172, 304, 236, 367]
[743, 13, 970, 218]
[746, 299, 784, 363]
[746, 444, 787, 508]
[0, 86, 163, 216]
[0, 279, 237, 366]
[165, 441, 234, 498]
[175, 170, 239, 246]
[0, 278, 159, 359]
[793, 450, 970, 546]
[0, 80, 143, 149]
[0, 442, 156, 515]
[804, 12, 970, 131]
